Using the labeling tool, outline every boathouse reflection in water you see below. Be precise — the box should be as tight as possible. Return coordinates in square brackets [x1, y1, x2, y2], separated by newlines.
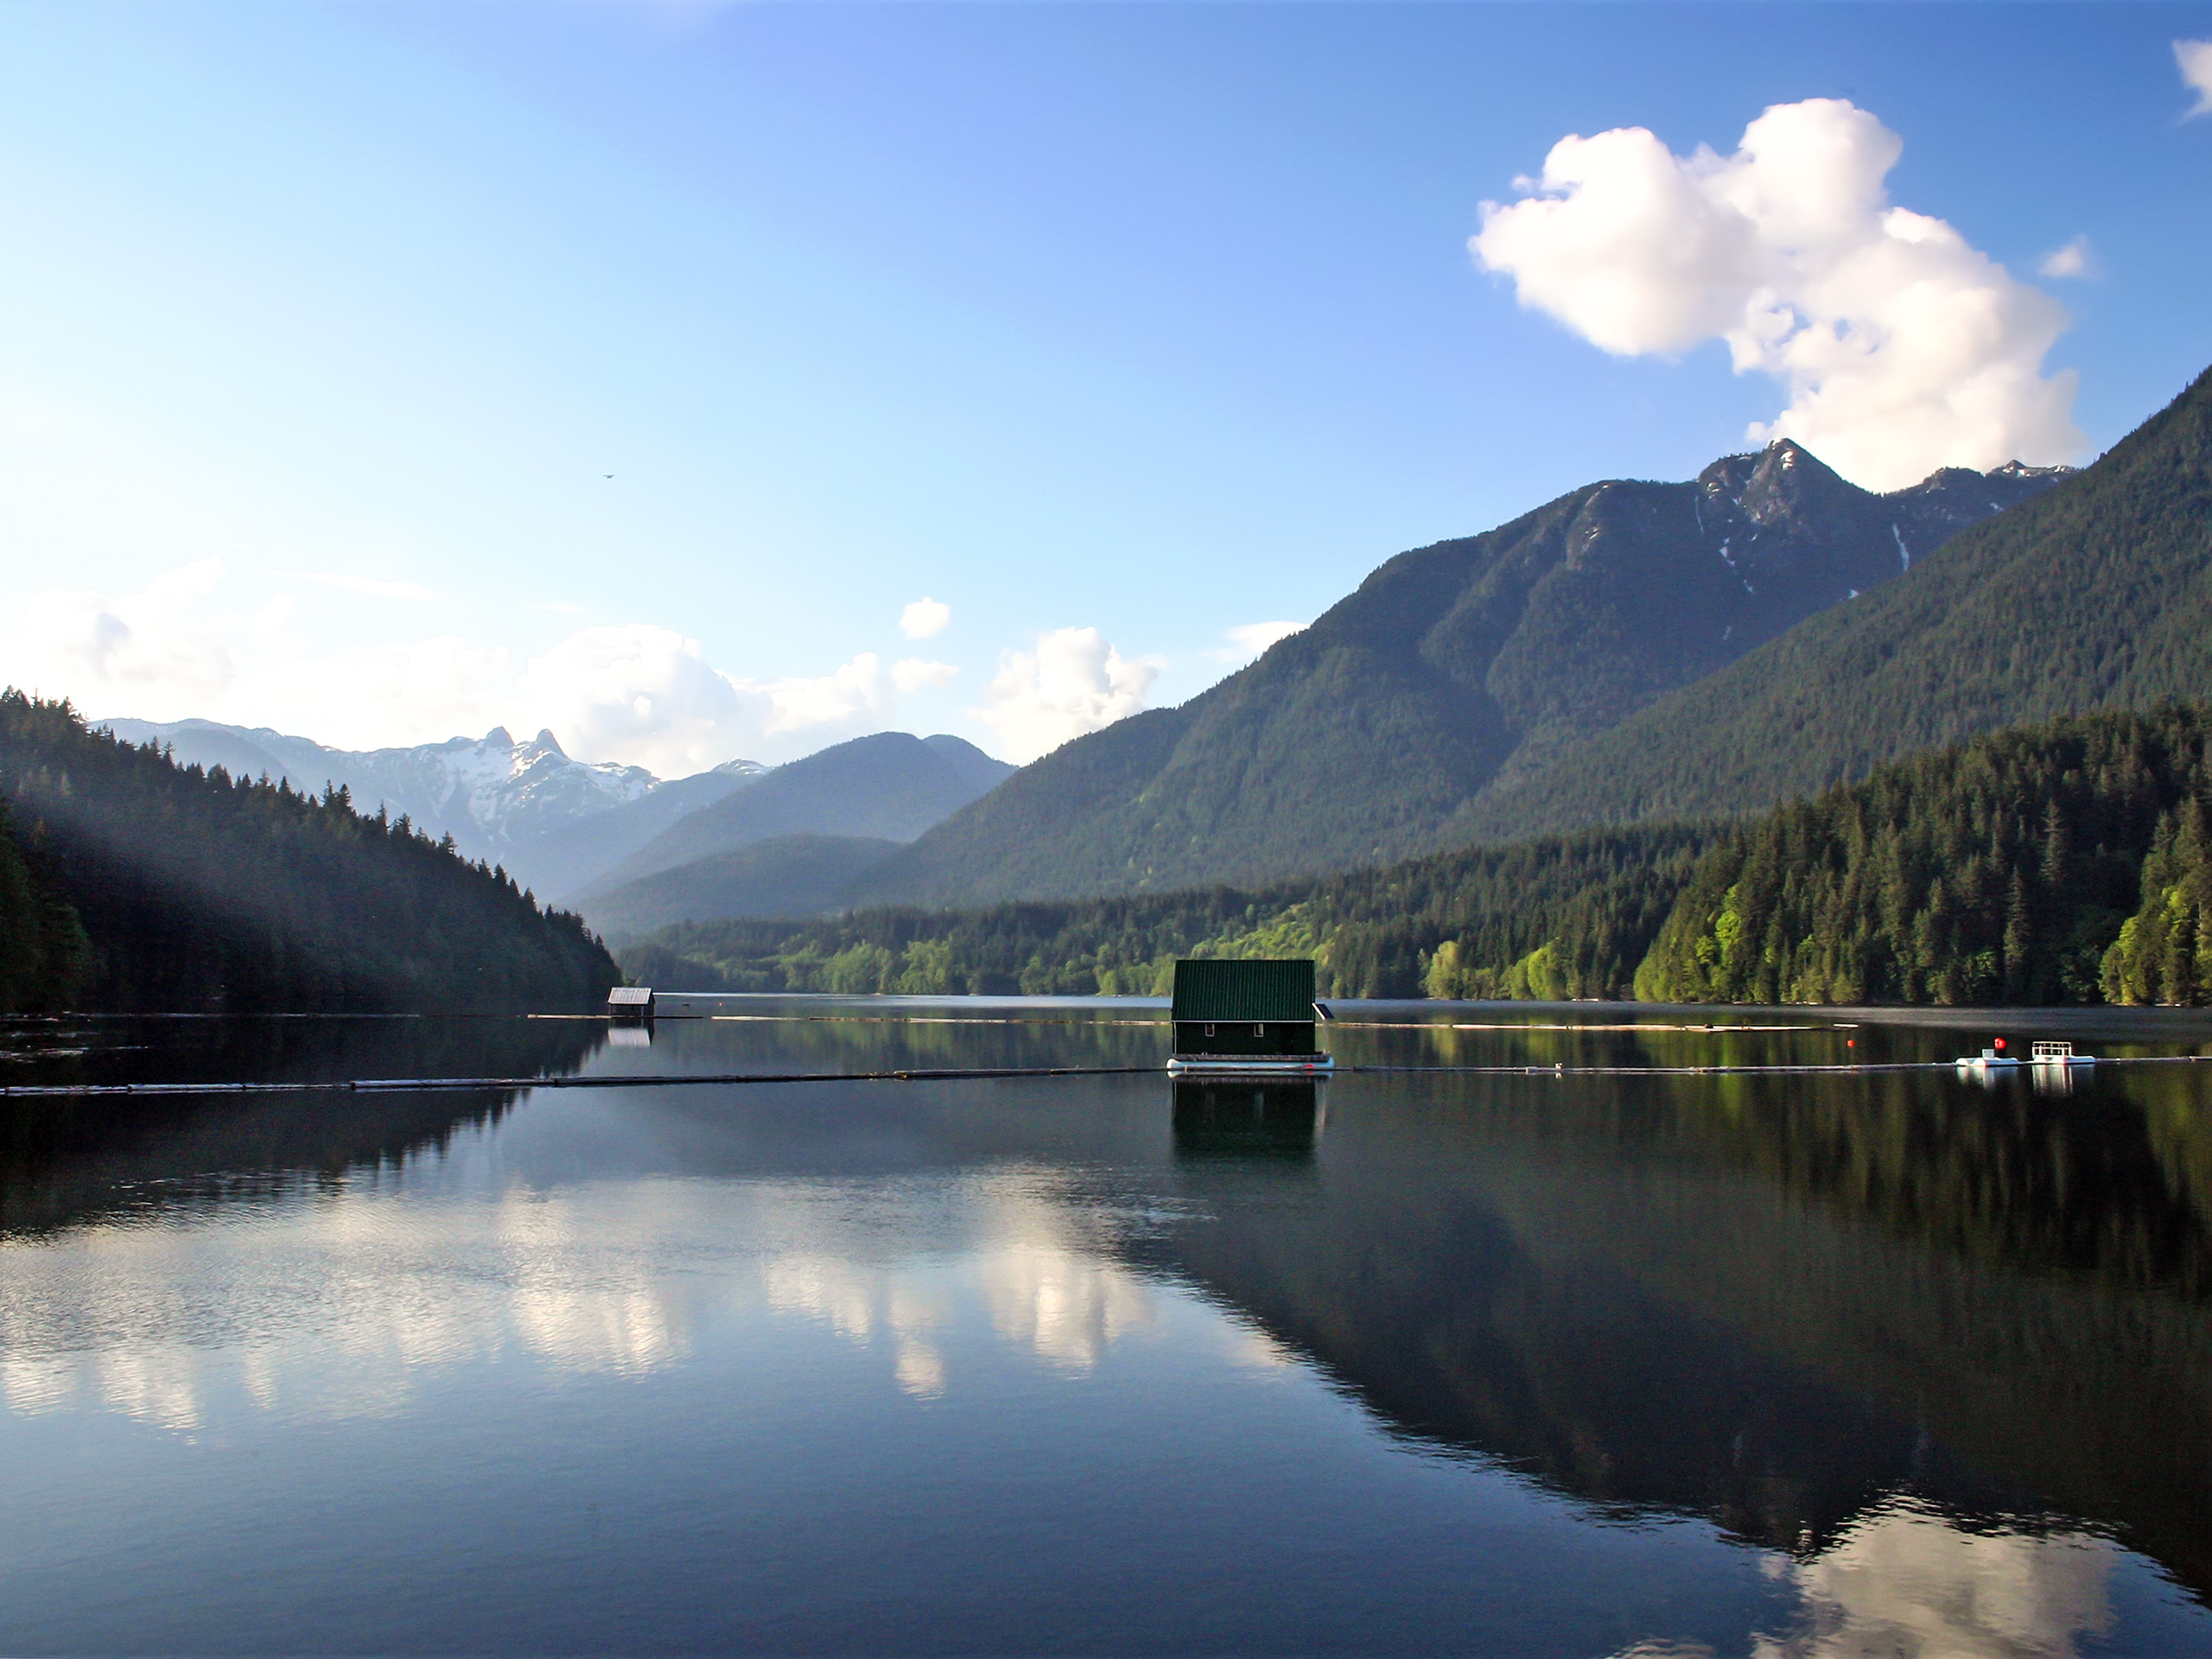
[1171, 1078, 1322, 1158]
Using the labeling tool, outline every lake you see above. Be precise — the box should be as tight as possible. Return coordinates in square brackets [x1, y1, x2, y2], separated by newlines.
[3, 999, 2209, 1656]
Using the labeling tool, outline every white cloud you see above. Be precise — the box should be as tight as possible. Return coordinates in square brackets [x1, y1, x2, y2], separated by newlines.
[757, 651, 893, 736]
[2037, 235, 2095, 280]
[291, 635, 513, 752]
[2179, 40, 2212, 118]
[899, 596, 952, 639]
[976, 626, 1160, 764]
[1212, 620, 1306, 664]
[282, 571, 437, 601]
[4, 559, 944, 775]
[517, 632, 905, 772]
[892, 658, 958, 694]
[5, 558, 235, 717]
[1471, 99, 2084, 491]
[517, 624, 751, 776]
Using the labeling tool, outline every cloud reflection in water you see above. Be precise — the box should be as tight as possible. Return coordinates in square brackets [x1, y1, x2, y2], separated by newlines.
[0, 1161, 1165, 1428]
[1752, 1499, 2115, 1659]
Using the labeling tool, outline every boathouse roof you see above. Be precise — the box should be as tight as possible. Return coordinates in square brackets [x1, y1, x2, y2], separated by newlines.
[1170, 959, 1316, 1025]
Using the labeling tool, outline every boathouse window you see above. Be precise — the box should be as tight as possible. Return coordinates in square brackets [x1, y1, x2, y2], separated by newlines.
[1205, 1024, 1215, 1037]
[1254, 1023, 1264, 1036]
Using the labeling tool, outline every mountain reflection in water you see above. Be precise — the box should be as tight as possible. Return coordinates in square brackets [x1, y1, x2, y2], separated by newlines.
[0, 1002, 2206, 1656]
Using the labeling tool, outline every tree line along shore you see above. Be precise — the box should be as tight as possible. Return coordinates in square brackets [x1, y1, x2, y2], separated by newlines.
[621, 704, 2212, 1009]
[0, 692, 619, 1015]
[15, 693, 2212, 1014]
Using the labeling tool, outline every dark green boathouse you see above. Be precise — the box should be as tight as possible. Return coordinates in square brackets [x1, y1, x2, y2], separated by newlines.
[1170, 959, 1324, 1059]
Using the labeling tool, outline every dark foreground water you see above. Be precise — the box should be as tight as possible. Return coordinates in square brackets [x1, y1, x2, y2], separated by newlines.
[3, 1000, 2211, 1656]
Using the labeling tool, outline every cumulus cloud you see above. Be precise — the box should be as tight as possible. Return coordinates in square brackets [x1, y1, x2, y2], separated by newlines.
[518, 624, 759, 776]
[3, 561, 954, 776]
[899, 596, 952, 639]
[976, 626, 1159, 764]
[521, 631, 917, 772]
[2037, 235, 2096, 280]
[282, 635, 513, 752]
[757, 651, 895, 736]
[1471, 99, 2084, 491]
[5, 558, 236, 716]
[2179, 40, 2212, 118]
[1211, 620, 1306, 664]
[892, 658, 958, 693]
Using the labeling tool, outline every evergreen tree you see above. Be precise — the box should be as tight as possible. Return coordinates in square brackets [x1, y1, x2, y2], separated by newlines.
[0, 691, 620, 1013]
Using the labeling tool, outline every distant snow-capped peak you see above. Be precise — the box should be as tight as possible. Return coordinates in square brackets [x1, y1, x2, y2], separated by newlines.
[90, 715, 764, 869]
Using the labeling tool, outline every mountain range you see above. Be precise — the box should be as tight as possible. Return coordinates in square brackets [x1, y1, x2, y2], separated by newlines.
[1454, 364, 2212, 842]
[94, 717, 751, 893]
[92, 361, 2212, 944]
[847, 442, 2071, 907]
[2, 695, 618, 1014]
[92, 714, 1013, 932]
[571, 732, 1012, 939]
[804, 362, 2206, 949]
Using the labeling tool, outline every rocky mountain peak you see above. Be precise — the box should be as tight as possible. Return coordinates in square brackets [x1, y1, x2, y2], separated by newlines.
[1734, 441, 1859, 527]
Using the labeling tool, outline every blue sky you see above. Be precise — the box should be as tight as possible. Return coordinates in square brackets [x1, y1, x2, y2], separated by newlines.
[3, 3, 2209, 770]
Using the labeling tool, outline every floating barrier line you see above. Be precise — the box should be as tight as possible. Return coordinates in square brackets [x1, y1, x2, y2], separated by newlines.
[698, 1014, 1172, 1028]
[0, 1065, 1161, 1098]
[1344, 1055, 2211, 1077]
[665, 1014, 1824, 1033]
[5, 1052, 2209, 1098]
[1336, 1021, 1823, 1033]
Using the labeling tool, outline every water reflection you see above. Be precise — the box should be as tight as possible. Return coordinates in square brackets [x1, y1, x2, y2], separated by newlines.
[1755, 1501, 2117, 1659]
[0, 1120, 1166, 1434]
[1172, 1078, 1323, 1158]
[0, 1006, 2207, 1656]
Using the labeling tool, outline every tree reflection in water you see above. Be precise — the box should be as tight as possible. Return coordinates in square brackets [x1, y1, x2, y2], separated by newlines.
[0, 1007, 2208, 1655]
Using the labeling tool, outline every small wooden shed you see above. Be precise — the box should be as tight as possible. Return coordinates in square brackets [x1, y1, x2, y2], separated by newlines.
[1167, 958, 1331, 1072]
[607, 985, 654, 1022]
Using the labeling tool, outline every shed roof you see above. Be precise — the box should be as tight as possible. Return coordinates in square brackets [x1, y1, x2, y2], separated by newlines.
[1171, 958, 1316, 1024]
[607, 986, 653, 1007]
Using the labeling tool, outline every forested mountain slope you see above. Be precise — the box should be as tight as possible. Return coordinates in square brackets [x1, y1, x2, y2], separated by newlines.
[1457, 364, 2212, 842]
[856, 446, 2064, 906]
[628, 823, 1719, 1000]
[626, 705, 2212, 1010]
[578, 731, 1011, 899]
[1, 693, 620, 1013]
[1633, 706, 2212, 1006]
[582, 833, 901, 941]
[0, 791, 89, 1011]
[518, 761, 763, 899]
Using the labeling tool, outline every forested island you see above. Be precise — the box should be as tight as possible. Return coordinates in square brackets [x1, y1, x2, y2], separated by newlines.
[0, 693, 620, 1014]
[623, 703, 2212, 1007]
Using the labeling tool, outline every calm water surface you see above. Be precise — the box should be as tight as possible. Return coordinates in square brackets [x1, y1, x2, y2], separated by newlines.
[3, 999, 2210, 1656]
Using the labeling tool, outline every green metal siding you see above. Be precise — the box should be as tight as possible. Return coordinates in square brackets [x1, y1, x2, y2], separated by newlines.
[1173, 1020, 1316, 1056]
[1170, 959, 1316, 1024]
